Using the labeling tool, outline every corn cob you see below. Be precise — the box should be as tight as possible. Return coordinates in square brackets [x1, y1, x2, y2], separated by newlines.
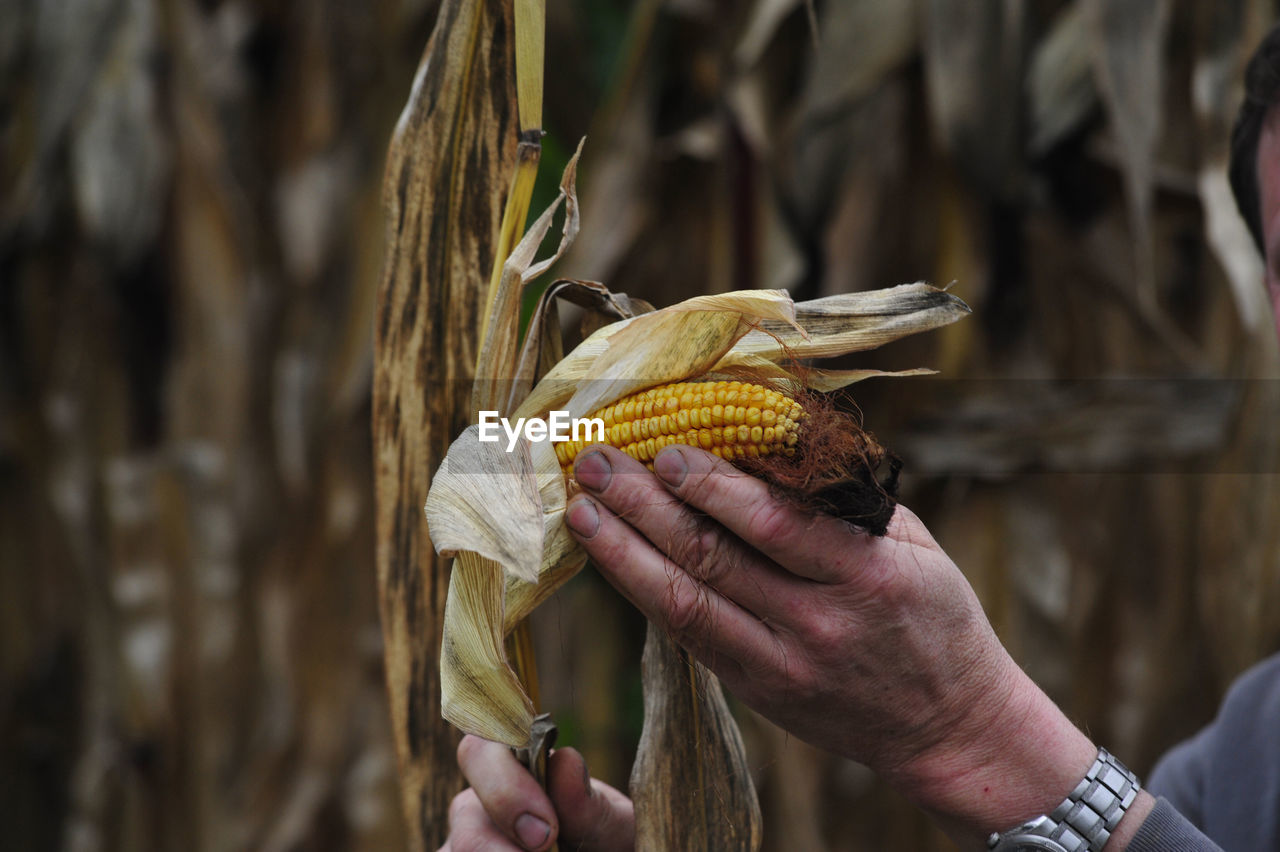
[555, 380, 806, 472]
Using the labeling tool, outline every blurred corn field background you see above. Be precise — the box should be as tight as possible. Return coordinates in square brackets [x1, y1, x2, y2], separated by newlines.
[5, 0, 1280, 850]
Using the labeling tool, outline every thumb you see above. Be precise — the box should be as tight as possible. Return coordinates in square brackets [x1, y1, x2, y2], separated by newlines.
[546, 748, 635, 851]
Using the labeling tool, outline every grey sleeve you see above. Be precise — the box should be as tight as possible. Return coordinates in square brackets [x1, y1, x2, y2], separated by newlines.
[1127, 798, 1224, 852]
[1147, 726, 1212, 828]
[1139, 652, 1280, 849]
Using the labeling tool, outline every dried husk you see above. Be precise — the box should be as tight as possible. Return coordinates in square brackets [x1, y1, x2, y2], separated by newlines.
[438, 550, 537, 745]
[426, 425, 544, 584]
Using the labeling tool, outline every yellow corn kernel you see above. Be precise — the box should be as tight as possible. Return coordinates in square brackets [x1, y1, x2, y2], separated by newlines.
[559, 380, 806, 473]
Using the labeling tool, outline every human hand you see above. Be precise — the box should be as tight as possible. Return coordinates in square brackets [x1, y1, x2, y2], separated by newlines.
[441, 734, 634, 852]
[562, 444, 1103, 847]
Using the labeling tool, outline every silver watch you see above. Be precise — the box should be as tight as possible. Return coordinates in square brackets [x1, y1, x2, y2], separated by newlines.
[987, 748, 1141, 852]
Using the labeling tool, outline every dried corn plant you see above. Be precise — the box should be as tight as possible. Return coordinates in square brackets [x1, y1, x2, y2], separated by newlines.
[5, 0, 1280, 851]
[395, 6, 968, 848]
[1, 2, 434, 850]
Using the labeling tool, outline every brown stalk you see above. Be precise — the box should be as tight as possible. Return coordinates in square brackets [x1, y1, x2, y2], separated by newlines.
[372, 0, 519, 847]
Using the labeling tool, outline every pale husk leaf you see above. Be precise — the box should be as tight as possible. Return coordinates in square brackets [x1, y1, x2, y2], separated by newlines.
[425, 425, 544, 584]
[510, 278, 656, 408]
[514, 289, 800, 421]
[715, 282, 970, 364]
[439, 550, 536, 746]
[708, 353, 939, 392]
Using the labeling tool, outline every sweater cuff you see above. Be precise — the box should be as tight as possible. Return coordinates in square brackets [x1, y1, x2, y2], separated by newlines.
[1126, 797, 1223, 852]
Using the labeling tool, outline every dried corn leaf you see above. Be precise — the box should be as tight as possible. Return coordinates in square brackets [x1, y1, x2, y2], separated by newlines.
[1199, 169, 1268, 331]
[735, 0, 805, 70]
[558, 293, 802, 420]
[711, 354, 938, 392]
[425, 425, 544, 584]
[439, 550, 537, 745]
[717, 283, 970, 364]
[631, 625, 762, 851]
[923, 0, 1025, 199]
[474, 143, 583, 415]
[1086, 0, 1171, 304]
[799, 0, 917, 120]
[1192, 1, 1270, 330]
[514, 0, 545, 134]
[511, 278, 655, 418]
[1027, 2, 1097, 157]
[503, 526, 589, 634]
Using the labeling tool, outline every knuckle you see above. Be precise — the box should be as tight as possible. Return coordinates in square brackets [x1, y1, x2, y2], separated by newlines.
[681, 461, 729, 504]
[847, 550, 907, 606]
[790, 662, 824, 703]
[791, 610, 848, 675]
[745, 499, 795, 549]
[806, 622, 846, 662]
[738, 633, 782, 682]
[684, 524, 731, 586]
[664, 573, 710, 638]
[594, 528, 637, 573]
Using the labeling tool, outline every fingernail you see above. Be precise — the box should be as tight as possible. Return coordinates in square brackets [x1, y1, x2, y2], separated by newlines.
[574, 450, 612, 491]
[515, 813, 552, 850]
[565, 498, 600, 538]
[654, 446, 688, 487]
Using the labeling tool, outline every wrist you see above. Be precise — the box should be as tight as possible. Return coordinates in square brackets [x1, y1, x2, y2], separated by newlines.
[888, 657, 1100, 849]
[1100, 789, 1155, 851]
[985, 748, 1152, 852]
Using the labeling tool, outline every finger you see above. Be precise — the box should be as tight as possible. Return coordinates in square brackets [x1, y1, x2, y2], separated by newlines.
[564, 492, 775, 675]
[650, 445, 868, 583]
[545, 748, 635, 851]
[446, 789, 523, 852]
[572, 446, 804, 618]
[456, 736, 557, 851]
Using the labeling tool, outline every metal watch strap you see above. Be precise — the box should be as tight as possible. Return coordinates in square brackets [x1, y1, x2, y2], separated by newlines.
[987, 748, 1141, 852]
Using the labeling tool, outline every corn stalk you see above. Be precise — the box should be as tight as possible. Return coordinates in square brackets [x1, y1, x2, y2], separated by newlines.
[372, 0, 519, 846]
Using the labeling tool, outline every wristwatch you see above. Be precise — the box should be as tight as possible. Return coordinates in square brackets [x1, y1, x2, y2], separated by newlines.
[987, 748, 1141, 852]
